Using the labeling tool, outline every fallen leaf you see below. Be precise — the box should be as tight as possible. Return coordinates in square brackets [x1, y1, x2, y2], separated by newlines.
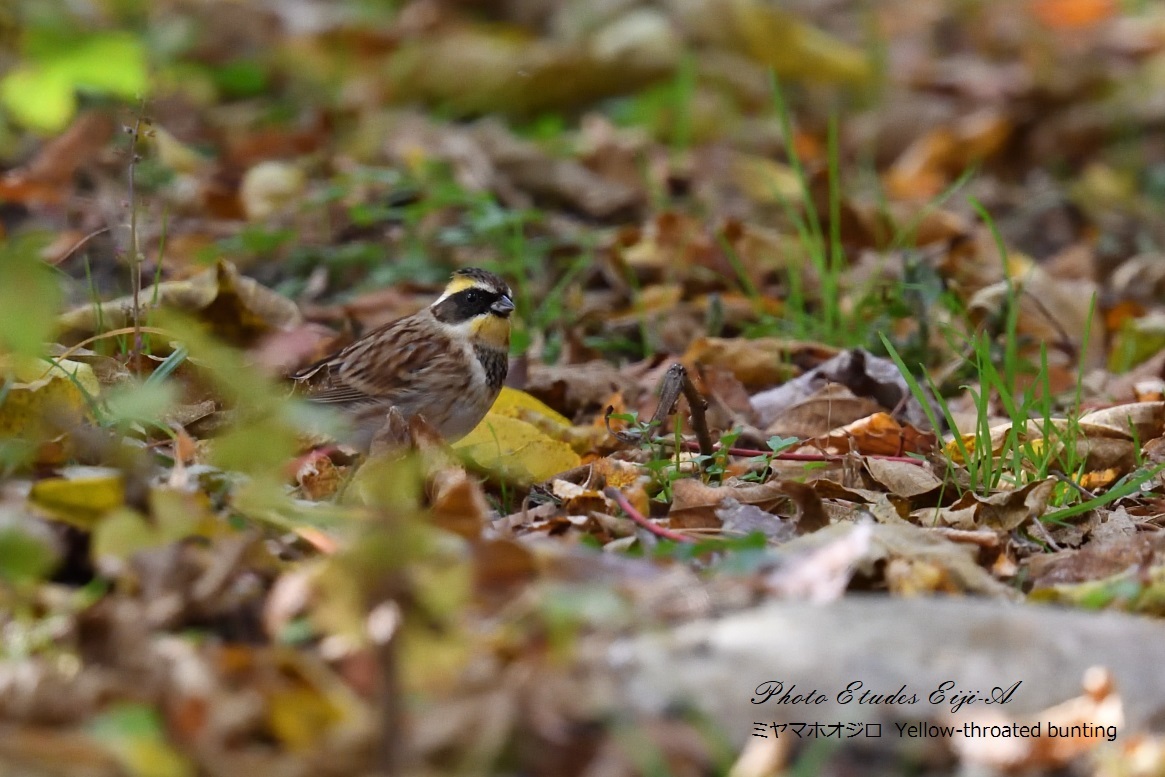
[58, 260, 303, 346]
[684, 336, 818, 390]
[240, 160, 306, 221]
[30, 466, 125, 529]
[454, 414, 581, 485]
[669, 478, 788, 530]
[918, 478, 1057, 531]
[864, 458, 943, 499]
[89, 703, 196, 777]
[0, 356, 99, 441]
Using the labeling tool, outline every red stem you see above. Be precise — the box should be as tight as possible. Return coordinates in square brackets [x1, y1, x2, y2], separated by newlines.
[603, 487, 695, 544]
[681, 441, 925, 467]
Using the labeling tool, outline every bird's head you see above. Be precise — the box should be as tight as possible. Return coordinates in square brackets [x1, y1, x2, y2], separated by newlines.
[430, 267, 514, 350]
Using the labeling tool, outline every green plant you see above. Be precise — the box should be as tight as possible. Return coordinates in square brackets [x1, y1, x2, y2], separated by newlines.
[736, 434, 800, 482]
[607, 53, 699, 152]
[882, 218, 1164, 524]
[607, 410, 687, 501]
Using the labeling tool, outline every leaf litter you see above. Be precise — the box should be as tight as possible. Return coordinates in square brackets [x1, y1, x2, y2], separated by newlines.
[4, 0, 1165, 775]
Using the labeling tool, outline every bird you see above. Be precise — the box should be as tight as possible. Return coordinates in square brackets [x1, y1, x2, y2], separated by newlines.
[291, 267, 514, 447]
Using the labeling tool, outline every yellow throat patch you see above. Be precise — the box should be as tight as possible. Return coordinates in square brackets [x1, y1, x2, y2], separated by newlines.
[468, 312, 511, 350]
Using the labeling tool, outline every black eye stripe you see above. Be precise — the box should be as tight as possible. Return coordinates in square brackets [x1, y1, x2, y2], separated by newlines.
[455, 287, 496, 304]
[431, 286, 505, 323]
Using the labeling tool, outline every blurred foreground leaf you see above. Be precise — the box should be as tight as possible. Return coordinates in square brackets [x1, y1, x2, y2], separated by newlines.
[385, 26, 674, 116]
[0, 30, 147, 132]
[722, 0, 871, 84]
[91, 488, 214, 565]
[89, 703, 194, 777]
[0, 357, 99, 440]
[0, 235, 62, 357]
[0, 509, 60, 584]
[30, 466, 125, 529]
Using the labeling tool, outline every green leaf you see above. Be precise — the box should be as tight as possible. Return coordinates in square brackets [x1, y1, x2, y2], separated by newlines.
[0, 66, 74, 131]
[1, 30, 148, 131]
[89, 703, 195, 777]
[0, 235, 62, 358]
[0, 512, 59, 584]
[104, 380, 178, 428]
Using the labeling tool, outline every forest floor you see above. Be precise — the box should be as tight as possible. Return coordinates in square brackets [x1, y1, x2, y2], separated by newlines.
[2, 1, 1165, 775]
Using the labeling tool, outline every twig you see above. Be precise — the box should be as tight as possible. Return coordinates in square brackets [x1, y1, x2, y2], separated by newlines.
[372, 597, 403, 777]
[1027, 516, 1063, 552]
[52, 227, 110, 266]
[1050, 471, 1098, 502]
[645, 364, 715, 458]
[677, 365, 715, 459]
[603, 486, 695, 544]
[607, 362, 921, 468]
[124, 107, 150, 373]
[618, 363, 715, 461]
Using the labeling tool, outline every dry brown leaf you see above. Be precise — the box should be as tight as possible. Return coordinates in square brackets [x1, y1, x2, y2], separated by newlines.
[524, 361, 636, 419]
[765, 383, 882, 440]
[58, 260, 302, 346]
[474, 539, 538, 601]
[1079, 401, 1165, 442]
[801, 411, 915, 457]
[0, 111, 115, 205]
[715, 498, 797, 542]
[752, 348, 938, 433]
[918, 478, 1057, 531]
[1026, 530, 1162, 588]
[864, 458, 943, 499]
[684, 337, 828, 390]
[770, 521, 1017, 598]
[968, 265, 1106, 376]
[669, 478, 788, 530]
[295, 450, 345, 501]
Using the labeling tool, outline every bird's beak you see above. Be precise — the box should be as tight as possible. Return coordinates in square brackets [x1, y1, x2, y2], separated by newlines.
[491, 295, 515, 317]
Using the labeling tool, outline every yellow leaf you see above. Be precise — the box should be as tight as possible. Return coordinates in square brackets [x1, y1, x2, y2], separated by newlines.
[263, 650, 372, 751]
[29, 467, 124, 529]
[267, 686, 344, 751]
[729, 153, 802, 204]
[944, 434, 976, 463]
[0, 357, 99, 440]
[454, 414, 580, 484]
[728, 0, 870, 84]
[488, 386, 571, 428]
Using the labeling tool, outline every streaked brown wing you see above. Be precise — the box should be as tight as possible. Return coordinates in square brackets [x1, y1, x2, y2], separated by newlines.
[291, 315, 451, 407]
